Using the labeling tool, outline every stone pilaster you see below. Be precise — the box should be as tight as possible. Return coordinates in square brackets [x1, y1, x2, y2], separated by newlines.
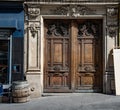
[24, 5, 41, 98]
[105, 6, 119, 94]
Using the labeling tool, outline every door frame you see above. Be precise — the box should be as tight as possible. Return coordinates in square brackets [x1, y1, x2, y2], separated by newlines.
[41, 15, 106, 93]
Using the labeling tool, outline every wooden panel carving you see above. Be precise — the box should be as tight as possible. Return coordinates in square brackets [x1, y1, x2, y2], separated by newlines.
[44, 20, 70, 92]
[84, 43, 93, 63]
[54, 43, 62, 63]
[44, 19, 103, 92]
[76, 20, 102, 92]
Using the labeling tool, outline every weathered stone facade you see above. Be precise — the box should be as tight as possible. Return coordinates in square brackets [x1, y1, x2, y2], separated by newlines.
[24, 0, 119, 97]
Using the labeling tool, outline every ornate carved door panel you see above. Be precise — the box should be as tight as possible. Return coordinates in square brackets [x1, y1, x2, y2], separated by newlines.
[44, 19, 103, 92]
[75, 20, 103, 92]
[44, 20, 71, 92]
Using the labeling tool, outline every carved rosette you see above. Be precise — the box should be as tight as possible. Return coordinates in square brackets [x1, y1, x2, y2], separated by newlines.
[52, 5, 95, 17]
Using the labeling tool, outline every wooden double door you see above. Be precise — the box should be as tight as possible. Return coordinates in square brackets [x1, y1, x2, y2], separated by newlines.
[44, 19, 103, 93]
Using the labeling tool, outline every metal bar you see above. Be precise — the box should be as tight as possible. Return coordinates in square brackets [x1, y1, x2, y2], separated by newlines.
[9, 35, 12, 85]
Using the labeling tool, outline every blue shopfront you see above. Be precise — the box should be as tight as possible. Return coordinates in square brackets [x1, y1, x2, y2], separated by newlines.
[0, 1, 24, 88]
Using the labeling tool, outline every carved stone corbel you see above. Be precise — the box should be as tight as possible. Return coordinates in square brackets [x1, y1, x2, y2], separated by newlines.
[107, 7, 118, 18]
[106, 6, 118, 37]
[107, 25, 118, 37]
[28, 8, 40, 18]
[28, 23, 40, 38]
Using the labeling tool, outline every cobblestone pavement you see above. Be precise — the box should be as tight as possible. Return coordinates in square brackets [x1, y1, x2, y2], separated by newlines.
[0, 93, 120, 110]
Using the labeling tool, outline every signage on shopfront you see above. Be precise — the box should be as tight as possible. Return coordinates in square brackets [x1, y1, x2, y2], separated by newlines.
[0, 3, 24, 37]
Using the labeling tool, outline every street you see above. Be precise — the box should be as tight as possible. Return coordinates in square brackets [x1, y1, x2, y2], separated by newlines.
[0, 93, 120, 110]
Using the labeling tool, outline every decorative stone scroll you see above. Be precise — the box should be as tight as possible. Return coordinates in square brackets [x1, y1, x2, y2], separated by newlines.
[52, 5, 95, 17]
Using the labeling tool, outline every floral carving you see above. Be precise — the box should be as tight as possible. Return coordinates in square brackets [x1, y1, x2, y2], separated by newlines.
[47, 22, 69, 37]
[78, 21, 98, 37]
[54, 6, 69, 15]
[52, 5, 95, 17]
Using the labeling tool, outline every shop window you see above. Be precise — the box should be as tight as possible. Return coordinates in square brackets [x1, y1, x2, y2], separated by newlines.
[0, 40, 9, 84]
[13, 64, 21, 73]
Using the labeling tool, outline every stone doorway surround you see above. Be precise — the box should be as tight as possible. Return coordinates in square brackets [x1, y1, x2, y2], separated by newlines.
[24, 1, 119, 98]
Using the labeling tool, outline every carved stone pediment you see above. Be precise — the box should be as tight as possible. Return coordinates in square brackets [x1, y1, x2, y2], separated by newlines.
[52, 5, 95, 17]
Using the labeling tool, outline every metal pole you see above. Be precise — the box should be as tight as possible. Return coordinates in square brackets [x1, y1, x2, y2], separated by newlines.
[9, 35, 12, 85]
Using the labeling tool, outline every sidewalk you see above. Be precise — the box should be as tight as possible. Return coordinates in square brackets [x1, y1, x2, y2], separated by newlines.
[0, 93, 120, 110]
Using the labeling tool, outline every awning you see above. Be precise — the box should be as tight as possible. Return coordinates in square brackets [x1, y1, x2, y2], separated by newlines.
[0, 19, 18, 29]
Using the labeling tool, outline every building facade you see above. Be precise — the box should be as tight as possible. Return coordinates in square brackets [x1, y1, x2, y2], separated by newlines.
[24, 0, 120, 98]
[0, 0, 120, 100]
[0, 0, 24, 86]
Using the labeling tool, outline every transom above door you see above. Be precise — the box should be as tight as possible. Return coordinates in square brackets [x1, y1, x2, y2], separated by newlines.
[44, 19, 103, 93]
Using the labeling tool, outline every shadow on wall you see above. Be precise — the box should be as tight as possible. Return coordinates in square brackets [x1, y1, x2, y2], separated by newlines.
[106, 49, 115, 94]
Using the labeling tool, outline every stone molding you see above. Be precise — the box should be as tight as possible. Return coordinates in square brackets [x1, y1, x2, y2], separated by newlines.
[26, 20, 41, 72]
